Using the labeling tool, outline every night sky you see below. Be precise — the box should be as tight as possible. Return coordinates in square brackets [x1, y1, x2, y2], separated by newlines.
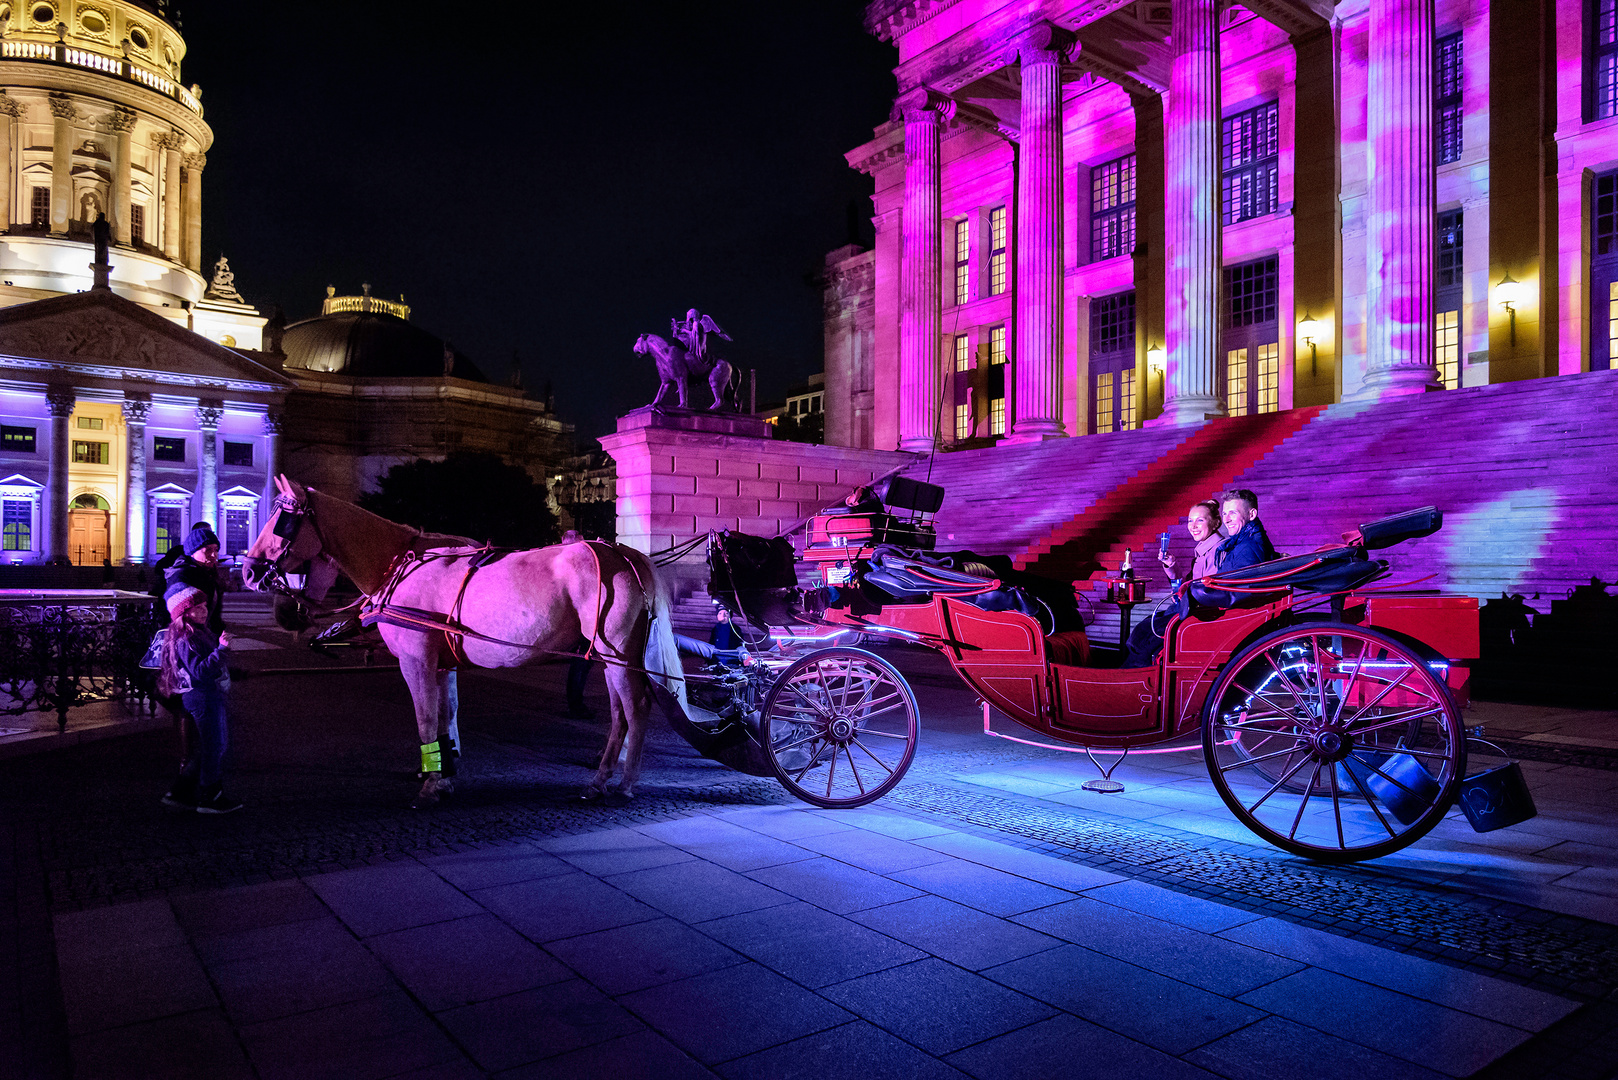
[181, 2, 896, 445]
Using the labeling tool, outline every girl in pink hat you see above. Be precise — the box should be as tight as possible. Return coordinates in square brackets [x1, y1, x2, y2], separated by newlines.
[157, 583, 240, 813]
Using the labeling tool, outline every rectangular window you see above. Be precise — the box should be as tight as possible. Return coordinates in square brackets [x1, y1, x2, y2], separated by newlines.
[988, 207, 1008, 295]
[1221, 101, 1280, 225]
[1598, 171, 1618, 256]
[1436, 309, 1460, 389]
[72, 440, 107, 464]
[989, 325, 1007, 365]
[1255, 343, 1280, 413]
[153, 505, 181, 556]
[955, 402, 971, 440]
[224, 441, 253, 467]
[1225, 257, 1279, 326]
[954, 334, 972, 372]
[1593, 0, 1618, 120]
[224, 508, 250, 556]
[153, 436, 185, 461]
[76, 415, 103, 430]
[130, 203, 145, 244]
[2, 425, 35, 452]
[1226, 349, 1251, 416]
[1090, 154, 1137, 262]
[1436, 32, 1463, 164]
[953, 218, 970, 305]
[30, 186, 48, 228]
[1437, 210, 1464, 288]
[2, 498, 30, 551]
[1610, 281, 1618, 364]
[1094, 371, 1115, 434]
[988, 396, 1006, 436]
[1090, 292, 1136, 355]
[1120, 367, 1138, 430]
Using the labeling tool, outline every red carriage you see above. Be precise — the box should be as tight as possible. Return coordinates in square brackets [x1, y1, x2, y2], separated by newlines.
[683, 480, 1485, 864]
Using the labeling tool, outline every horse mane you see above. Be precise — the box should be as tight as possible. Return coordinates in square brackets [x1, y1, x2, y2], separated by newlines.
[302, 487, 472, 594]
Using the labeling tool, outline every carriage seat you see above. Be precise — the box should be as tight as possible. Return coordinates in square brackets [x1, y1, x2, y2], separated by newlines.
[1194, 544, 1386, 605]
[862, 552, 997, 601]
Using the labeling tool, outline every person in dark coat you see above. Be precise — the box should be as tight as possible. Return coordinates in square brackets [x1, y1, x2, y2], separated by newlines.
[164, 522, 226, 634]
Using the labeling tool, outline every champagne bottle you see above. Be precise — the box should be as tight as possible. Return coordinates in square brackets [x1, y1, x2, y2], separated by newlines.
[1121, 547, 1134, 580]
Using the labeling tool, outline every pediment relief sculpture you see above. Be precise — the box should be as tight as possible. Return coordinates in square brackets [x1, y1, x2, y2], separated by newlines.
[0, 309, 164, 368]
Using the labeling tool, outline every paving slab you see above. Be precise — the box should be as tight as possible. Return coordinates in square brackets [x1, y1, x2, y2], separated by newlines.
[909, 831, 1124, 891]
[717, 1020, 971, 1080]
[52, 898, 186, 966]
[819, 958, 1056, 1057]
[745, 855, 926, 914]
[605, 858, 793, 923]
[205, 916, 394, 1025]
[708, 804, 858, 840]
[474, 871, 661, 943]
[619, 962, 851, 1065]
[696, 901, 926, 988]
[237, 988, 464, 1080]
[365, 913, 574, 1011]
[849, 895, 1063, 971]
[170, 879, 330, 939]
[420, 842, 574, 891]
[305, 863, 483, 938]
[810, 807, 960, 840]
[946, 1011, 1219, 1080]
[891, 858, 1078, 917]
[500, 1028, 718, 1079]
[790, 827, 955, 874]
[984, 944, 1266, 1055]
[544, 916, 744, 995]
[634, 815, 819, 871]
[1219, 917, 1579, 1029]
[538, 827, 700, 876]
[1185, 1015, 1448, 1080]
[436, 978, 644, 1073]
[69, 1007, 256, 1080]
[56, 938, 215, 1035]
[1237, 967, 1533, 1075]
[1080, 879, 1264, 933]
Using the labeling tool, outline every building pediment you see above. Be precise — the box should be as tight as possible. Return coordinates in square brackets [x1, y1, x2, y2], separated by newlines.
[0, 289, 290, 393]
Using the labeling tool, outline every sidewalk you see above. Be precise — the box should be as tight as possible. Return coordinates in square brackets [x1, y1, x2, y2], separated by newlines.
[52, 803, 1579, 1080]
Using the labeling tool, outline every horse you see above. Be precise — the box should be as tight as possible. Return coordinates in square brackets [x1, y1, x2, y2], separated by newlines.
[633, 332, 734, 411]
[240, 475, 683, 807]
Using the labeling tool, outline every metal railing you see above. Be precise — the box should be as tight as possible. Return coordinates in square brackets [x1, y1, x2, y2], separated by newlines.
[0, 592, 162, 733]
[0, 40, 202, 116]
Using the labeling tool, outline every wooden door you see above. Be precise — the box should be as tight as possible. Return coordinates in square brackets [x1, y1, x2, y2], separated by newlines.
[68, 509, 110, 566]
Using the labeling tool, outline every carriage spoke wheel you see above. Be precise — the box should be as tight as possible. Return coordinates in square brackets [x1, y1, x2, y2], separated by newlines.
[760, 647, 919, 809]
[1202, 624, 1465, 863]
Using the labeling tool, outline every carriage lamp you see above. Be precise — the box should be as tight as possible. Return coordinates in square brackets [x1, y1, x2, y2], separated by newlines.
[1146, 345, 1165, 376]
[1298, 314, 1322, 376]
[1496, 273, 1523, 347]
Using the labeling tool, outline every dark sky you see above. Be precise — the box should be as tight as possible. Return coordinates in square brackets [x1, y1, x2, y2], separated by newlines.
[182, 1, 896, 445]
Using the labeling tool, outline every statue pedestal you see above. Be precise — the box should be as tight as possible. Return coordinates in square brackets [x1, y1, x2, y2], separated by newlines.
[616, 406, 770, 439]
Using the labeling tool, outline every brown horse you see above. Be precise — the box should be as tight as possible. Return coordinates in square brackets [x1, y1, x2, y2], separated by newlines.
[241, 475, 682, 806]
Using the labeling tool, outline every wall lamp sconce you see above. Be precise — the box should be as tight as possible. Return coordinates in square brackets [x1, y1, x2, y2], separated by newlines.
[1298, 314, 1322, 376]
[1146, 345, 1165, 377]
[1496, 273, 1523, 347]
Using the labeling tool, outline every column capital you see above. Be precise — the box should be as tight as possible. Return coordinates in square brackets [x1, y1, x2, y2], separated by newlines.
[182, 151, 206, 171]
[195, 400, 223, 429]
[893, 87, 955, 126]
[104, 107, 137, 134]
[47, 94, 75, 121]
[121, 395, 151, 423]
[1014, 21, 1077, 65]
[262, 411, 286, 436]
[0, 94, 24, 119]
[154, 131, 185, 151]
[45, 388, 75, 416]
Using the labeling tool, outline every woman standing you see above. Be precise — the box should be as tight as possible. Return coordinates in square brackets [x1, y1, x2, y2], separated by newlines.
[157, 583, 242, 814]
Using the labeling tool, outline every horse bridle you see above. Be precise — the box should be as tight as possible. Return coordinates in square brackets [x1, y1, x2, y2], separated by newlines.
[241, 494, 348, 611]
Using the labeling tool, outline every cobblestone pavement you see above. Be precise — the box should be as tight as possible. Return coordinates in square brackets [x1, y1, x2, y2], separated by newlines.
[3, 618, 1617, 1079]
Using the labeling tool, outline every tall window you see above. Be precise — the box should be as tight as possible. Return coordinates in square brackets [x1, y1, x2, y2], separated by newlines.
[988, 325, 1008, 435]
[2, 499, 30, 551]
[1437, 33, 1464, 164]
[1223, 257, 1280, 416]
[30, 187, 48, 228]
[224, 441, 254, 467]
[72, 440, 107, 464]
[1090, 154, 1137, 262]
[224, 509, 251, 556]
[1592, 0, 1618, 120]
[952, 334, 974, 440]
[1222, 101, 1280, 225]
[953, 219, 970, 305]
[1593, 169, 1618, 370]
[988, 206, 1008, 295]
[130, 204, 145, 244]
[1089, 292, 1137, 434]
[1436, 210, 1463, 389]
[153, 505, 182, 555]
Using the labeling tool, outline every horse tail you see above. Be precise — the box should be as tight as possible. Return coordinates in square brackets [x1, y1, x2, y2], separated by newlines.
[621, 546, 687, 710]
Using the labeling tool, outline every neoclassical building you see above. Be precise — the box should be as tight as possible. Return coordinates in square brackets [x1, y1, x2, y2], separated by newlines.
[824, 0, 1610, 450]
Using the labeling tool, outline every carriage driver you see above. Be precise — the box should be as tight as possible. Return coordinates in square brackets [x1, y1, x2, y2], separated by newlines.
[1123, 489, 1278, 667]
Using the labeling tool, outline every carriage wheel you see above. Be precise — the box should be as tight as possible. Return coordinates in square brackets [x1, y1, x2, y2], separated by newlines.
[760, 647, 919, 809]
[1201, 624, 1465, 863]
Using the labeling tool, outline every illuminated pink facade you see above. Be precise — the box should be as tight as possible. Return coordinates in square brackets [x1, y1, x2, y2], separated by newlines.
[825, 0, 1616, 450]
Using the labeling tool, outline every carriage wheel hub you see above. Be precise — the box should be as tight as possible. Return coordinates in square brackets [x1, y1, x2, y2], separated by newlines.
[829, 717, 854, 742]
[1310, 727, 1353, 762]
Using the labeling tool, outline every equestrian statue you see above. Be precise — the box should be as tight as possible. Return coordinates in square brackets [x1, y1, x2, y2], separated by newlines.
[634, 307, 734, 411]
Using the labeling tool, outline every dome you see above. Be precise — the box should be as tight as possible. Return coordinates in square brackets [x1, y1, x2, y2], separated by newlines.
[281, 295, 486, 382]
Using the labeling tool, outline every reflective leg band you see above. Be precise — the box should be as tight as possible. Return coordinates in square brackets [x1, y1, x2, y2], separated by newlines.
[420, 741, 442, 773]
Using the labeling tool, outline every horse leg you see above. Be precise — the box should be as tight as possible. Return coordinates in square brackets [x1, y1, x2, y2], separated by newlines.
[610, 666, 648, 798]
[437, 670, 460, 791]
[652, 377, 673, 408]
[708, 362, 731, 410]
[400, 657, 448, 808]
[582, 682, 627, 800]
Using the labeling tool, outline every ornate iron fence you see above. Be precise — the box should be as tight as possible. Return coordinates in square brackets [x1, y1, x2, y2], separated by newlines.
[0, 593, 163, 733]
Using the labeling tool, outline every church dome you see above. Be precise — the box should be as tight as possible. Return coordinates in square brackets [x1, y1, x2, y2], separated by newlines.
[281, 287, 486, 382]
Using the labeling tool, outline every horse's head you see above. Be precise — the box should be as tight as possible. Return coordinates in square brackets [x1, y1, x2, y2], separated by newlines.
[632, 334, 649, 355]
[241, 474, 336, 600]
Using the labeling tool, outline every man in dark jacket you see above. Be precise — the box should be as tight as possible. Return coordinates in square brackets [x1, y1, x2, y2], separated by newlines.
[164, 523, 226, 634]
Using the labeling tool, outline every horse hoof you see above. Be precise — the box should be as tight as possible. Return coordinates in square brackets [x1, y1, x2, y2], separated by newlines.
[577, 787, 605, 802]
[411, 794, 439, 810]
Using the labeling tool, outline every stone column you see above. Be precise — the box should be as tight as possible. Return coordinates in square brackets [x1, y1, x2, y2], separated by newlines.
[181, 152, 204, 272]
[1353, 0, 1440, 397]
[161, 134, 182, 261]
[48, 95, 74, 237]
[196, 400, 222, 531]
[108, 108, 136, 247]
[45, 388, 74, 564]
[897, 88, 951, 453]
[0, 96, 21, 230]
[1157, 0, 1225, 425]
[260, 411, 284, 525]
[1008, 23, 1074, 442]
[122, 396, 150, 563]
